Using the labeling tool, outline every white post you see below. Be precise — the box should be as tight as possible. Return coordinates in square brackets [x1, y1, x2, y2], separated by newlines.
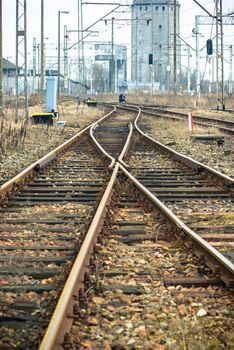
[208, 57, 212, 93]
[187, 47, 191, 94]
[195, 16, 200, 97]
[229, 45, 233, 94]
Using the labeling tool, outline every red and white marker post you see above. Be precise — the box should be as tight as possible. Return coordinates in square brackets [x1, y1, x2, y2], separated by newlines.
[188, 112, 194, 132]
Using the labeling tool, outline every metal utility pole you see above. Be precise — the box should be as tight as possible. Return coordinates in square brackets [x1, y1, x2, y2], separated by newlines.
[187, 46, 191, 94]
[173, 0, 177, 97]
[81, 3, 85, 94]
[58, 11, 61, 100]
[195, 16, 201, 98]
[208, 56, 212, 93]
[196, 14, 233, 105]
[215, 0, 225, 110]
[32, 37, 36, 94]
[111, 17, 115, 94]
[15, 0, 28, 122]
[57, 10, 69, 100]
[229, 45, 233, 95]
[37, 44, 40, 94]
[64, 25, 68, 94]
[0, 0, 3, 119]
[40, 0, 45, 100]
[77, 0, 81, 88]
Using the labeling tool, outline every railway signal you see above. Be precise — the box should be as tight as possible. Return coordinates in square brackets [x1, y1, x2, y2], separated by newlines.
[148, 53, 153, 65]
[206, 39, 213, 55]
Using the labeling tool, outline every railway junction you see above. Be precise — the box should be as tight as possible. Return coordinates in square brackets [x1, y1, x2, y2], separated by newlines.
[0, 98, 233, 349]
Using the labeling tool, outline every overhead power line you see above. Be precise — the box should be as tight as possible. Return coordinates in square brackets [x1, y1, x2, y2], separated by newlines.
[192, 0, 214, 17]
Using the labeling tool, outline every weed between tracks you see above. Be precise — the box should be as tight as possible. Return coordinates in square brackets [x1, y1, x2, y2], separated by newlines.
[140, 117, 233, 177]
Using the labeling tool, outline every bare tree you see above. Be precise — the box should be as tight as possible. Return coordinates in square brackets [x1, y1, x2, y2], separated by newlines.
[91, 63, 108, 93]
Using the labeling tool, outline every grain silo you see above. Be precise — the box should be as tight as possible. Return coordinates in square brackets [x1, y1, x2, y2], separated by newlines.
[131, 0, 180, 91]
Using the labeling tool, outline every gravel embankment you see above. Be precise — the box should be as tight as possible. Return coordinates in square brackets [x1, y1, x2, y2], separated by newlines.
[140, 117, 233, 178]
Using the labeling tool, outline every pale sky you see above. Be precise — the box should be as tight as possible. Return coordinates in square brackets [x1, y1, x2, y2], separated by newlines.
[2, 0, 234, 80]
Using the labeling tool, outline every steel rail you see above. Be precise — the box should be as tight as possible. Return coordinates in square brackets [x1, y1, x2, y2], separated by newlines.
[141, 106, 234, 127]
[115, 103, 234, 135]
[90, 124, 115, 168]
[39, 104, 233, 348]
[89, 105, 117, 168]
[130, 105, 234, 187]
[143, 108, 234, 135]
[118, 122, 133, 168]
[40, 108, 134, 349]
[39, 163, 120, 350]
[93, 104, 234, 282]
[118, 163, 234, 287]
[0, 107, 116, 201]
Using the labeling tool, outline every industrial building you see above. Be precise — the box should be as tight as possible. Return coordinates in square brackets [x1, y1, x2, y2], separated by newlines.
[83, 41, 127, 93]
[131, 0, 180, 91]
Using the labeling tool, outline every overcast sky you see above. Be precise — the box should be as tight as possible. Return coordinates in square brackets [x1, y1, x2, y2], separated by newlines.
[2, 0, 234, 79]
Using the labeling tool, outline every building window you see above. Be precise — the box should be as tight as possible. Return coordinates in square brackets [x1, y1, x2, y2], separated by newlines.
[159, 24, 162, 29]
[147, 19, 150, 26]
[145, 6, 148, 11]
[139, 6, 142, 11]
[159, 44, 162, 48]
[155, 6, 158, 10]
[162, 6, 165, 11]
[171, 7, 174, 11]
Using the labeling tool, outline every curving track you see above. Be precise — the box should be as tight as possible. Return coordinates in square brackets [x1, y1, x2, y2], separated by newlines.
[118, 104, 234, 135]
[69, 176, 234, 349]
[0, 104, 233, 349]
[0, 109, 115, 349]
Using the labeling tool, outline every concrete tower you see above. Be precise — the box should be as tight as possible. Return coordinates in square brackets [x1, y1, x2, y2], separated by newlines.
[131, 0, 180, 91]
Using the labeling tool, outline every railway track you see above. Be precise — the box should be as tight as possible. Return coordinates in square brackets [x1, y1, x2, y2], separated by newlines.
[114, 103, 234, 135]
[127, 137, 233, 261]
[140, 106, 234, 134]
[0, 104, 233, 349]
[69, 177, 234, 349]
[0, 109, 115, 349]
[123, 106, 233, 263]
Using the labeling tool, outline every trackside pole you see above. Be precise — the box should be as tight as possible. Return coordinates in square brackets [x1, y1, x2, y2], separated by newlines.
[188, 112, 194, 132]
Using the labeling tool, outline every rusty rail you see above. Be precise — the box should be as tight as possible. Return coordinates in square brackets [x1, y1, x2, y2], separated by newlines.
[118, 163, 234, 287]
[40, 107, 133, 349]
[132, 105, 234, 187]
[39, 104, 234, 349]
[118, 122, 133, 168]
[0, 107, 116, 201]
[89, 106, 117, 168]
[39, 162, 119, 350]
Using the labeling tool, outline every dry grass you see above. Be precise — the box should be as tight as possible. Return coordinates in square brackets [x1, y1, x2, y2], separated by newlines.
[143, 117, 220, 142]
[101, 91, 234, 112]
[0, 119, 27, 157]
[140, 115, 233, 177]
[0, 95, 105, 180]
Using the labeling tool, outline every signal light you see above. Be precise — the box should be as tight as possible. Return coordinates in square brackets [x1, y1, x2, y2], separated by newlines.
[148, 53, 153, 65]
[206, 39, 213, 55]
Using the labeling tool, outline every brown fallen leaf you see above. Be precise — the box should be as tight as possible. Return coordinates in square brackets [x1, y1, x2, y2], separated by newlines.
[92, 296, 105, 305]
[178, 304, 187, 316]
[87, 317, 99, 326]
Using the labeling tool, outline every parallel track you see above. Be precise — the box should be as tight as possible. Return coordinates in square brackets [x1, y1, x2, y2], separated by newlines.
[114, 103, 234, 135]
[69, 177, 234, 349]
[0, 104, 233, 349]
[0, 135, 109, 349]
[125, 134, 233, 261]
[140, 106, 234, 134]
